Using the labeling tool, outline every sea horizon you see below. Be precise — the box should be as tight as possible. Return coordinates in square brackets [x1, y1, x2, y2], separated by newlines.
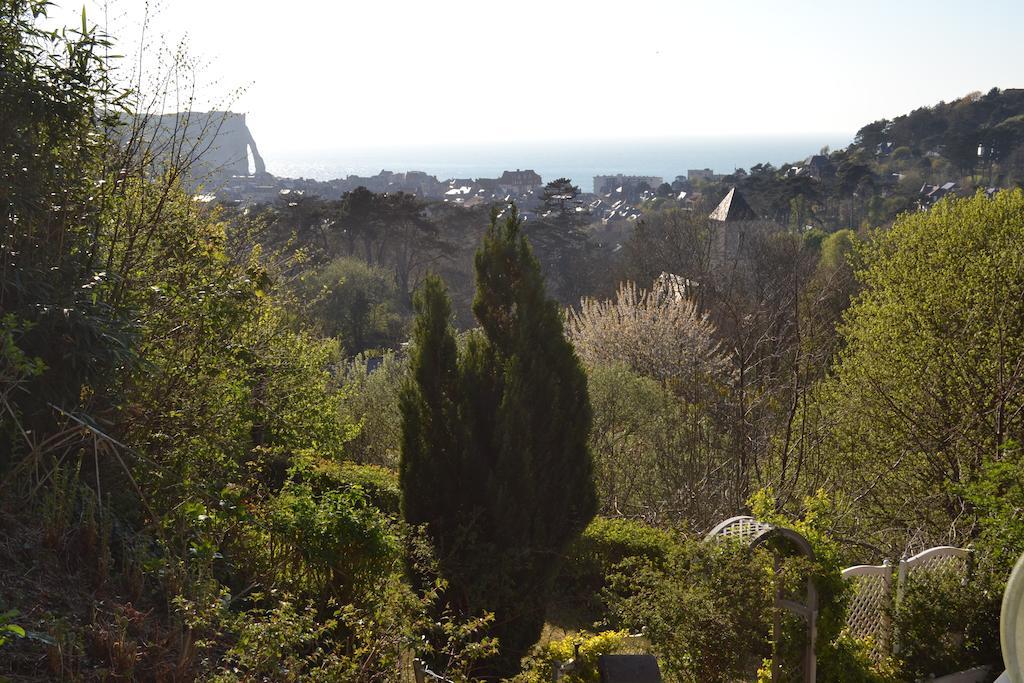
[261, 133, 855, 189]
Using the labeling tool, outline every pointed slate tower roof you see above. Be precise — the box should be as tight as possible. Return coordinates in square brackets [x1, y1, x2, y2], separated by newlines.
[709, 187, 757, 222]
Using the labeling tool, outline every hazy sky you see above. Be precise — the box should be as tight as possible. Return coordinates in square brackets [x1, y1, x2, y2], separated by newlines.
[52, 0, 1024, 156]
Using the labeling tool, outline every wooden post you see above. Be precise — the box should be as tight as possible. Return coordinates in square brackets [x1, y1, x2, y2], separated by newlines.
[772, 556, 782, 683]
[805, 576, 818, 683]
[880, 560, 893, 655]
[894, 556, 908, 655]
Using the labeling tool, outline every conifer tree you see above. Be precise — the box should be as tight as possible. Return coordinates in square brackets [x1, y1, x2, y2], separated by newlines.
[400, 206, 596, 678]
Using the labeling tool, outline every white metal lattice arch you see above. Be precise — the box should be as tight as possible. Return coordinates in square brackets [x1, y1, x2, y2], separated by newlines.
[705, 516, 818, 683]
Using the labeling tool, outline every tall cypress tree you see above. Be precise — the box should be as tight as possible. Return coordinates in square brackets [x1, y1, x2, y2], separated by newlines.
[400, 206, 596, 678]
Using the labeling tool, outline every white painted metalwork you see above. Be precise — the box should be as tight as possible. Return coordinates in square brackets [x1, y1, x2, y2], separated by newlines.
[899, 546, 973, 583]
[841, 562, 893, 658]
[896, 546, 973, 631]
[704, 515, 774, 544]
[839, 545, 972, 658]
[706, 516, 817, 683]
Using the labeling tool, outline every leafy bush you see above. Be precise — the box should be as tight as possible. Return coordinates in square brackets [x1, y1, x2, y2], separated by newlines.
[291, 454, 401, 516]
[963, 440, 1024, 575]
[298, 256, 406, 354]
[518, 629, 633, 683]
[607, 536, 771, 682]
[749, 489, 855, 681]
[559, 517, 675, 608]
[891, 146, 912, 160]
[885, 439, 1024, 678]
[266, 480, 402, 604]
[338, 350, 407, 468]
[585, 363, 733, 528]
[209, 574, 497, 682]
[891, 567, 1002, 679]
[0, 610, 25, 649]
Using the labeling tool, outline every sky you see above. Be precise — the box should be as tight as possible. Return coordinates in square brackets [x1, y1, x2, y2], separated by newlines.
[49, 0, 1024, 158]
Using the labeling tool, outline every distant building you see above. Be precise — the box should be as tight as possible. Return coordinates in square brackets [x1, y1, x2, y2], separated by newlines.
[687, 168, 718, 183]
[654, 272, 699, 301]
[475, 177, 500, 192]
[593, 174, 663, 195]
[709, 187, 757, 222]
[918, 181, 958, 209]
[709, 187, 771, 267]
[498, 169, 542, 194]
[803, 155, 834, 180]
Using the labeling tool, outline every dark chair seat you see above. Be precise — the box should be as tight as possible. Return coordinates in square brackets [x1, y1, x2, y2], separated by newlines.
[597, 654, 662, 683]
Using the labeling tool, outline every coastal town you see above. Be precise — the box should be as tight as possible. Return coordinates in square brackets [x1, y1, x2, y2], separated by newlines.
[187, 111, 991, 235]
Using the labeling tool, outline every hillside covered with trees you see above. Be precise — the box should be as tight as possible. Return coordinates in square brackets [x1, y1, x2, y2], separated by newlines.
[667, 88, 1024, 235]
[2, 3, 1024, 681]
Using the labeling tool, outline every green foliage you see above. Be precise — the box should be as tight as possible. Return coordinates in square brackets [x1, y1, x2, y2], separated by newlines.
[0, 314, 46, 384]
[1, 0, 130, 425]
[814, 634, 900, 683]
[816, 229, 858, 274]
[291, 454, 402, 515]
[825, 190, 1024, 550]
[891, 568, 1003, 679]
[209, 574, 497, 682]
[559, 517, 675, 608]
[97, 182, 360, 517]
[585, 363, 732, 527]
[267, 480, 402, 603]
[518, 629, 633, 683]
[886, 443, 1023, 678]
[338, 350, 407, 467]
[962, 440, 1024, 573]
[214, 597, 341, 681]
[749, 490, 874, 682]
[891, 146, 912, 161]
[298, 255, 406, 354]
[856, 88, 1024, 168]
[0, 609, 26, 648]
[607, 536, 771, 682]
[0, 6, 494, 680]
[400, 207, 597, 677]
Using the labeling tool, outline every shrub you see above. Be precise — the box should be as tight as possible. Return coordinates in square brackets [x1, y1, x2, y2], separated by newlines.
[518, 630, 633, 683]
[749, 489, 893, 682]
[585, 363, 733, 528]
[566, 280, 728, 391]
[291, 454, 401, 516]
[338, 350, 407, 468]
[891, 567, 1002, 679]
[0, 610, 25, 649]
[559, 517, 675, 608]
[266, 481, 402, 605]
[749, 491, 847, 667]
[890, 146, 912, 160]
[607, 537, 771, 682]
[297, 256, 406, 355]
[209, 573, 497, 683]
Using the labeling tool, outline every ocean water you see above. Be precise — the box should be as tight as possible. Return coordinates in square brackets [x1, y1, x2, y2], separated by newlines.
[264, 134, 854, 189]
